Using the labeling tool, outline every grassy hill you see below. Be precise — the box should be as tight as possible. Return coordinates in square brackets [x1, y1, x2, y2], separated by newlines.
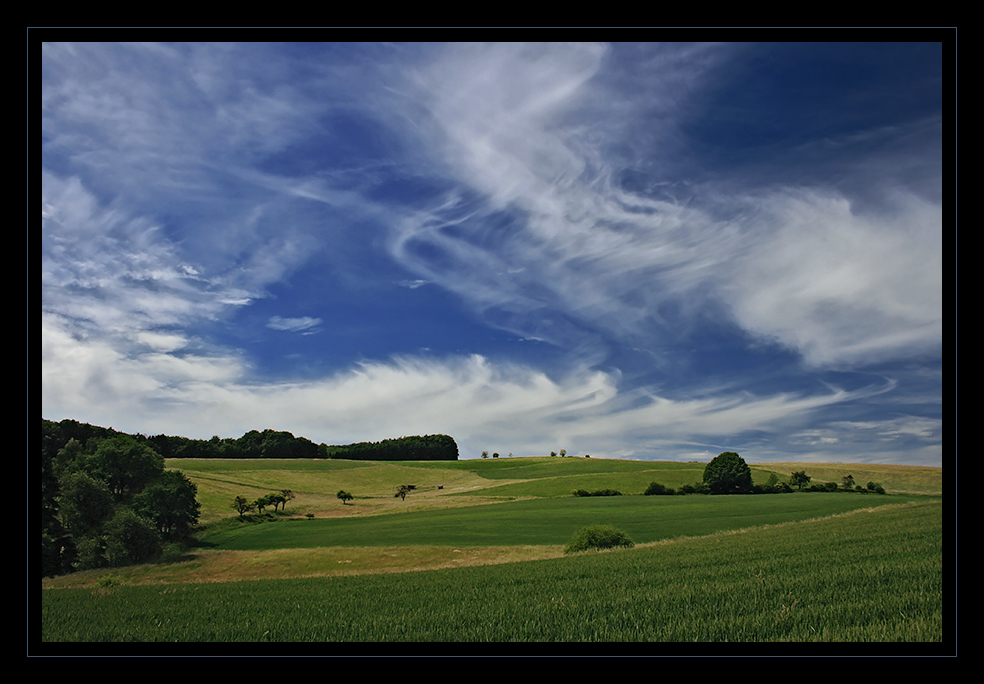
[40, 456, 945, 645]
[174, 455, 942, 526]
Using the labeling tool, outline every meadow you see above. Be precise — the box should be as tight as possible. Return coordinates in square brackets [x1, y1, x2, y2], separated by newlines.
[40, 456, 946, 646]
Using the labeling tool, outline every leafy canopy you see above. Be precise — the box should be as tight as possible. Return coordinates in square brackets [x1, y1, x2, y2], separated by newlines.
[702, 451, 753, 495]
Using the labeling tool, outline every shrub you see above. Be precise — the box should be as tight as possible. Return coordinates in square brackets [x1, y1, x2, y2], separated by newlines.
[563, 525, 635, 554]
[573, 489, 622, 497]
[678, 482, 710, 495]
[644, 482, 675, 496]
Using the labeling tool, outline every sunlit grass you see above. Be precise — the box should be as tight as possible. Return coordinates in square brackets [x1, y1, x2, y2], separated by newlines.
[41, 501, 943, 643]
[197, 492, 931, 551]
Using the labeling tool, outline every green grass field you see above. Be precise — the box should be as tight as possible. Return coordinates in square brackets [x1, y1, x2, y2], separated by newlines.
[40, 456, 946, 645]
[198, 492, 931, 550]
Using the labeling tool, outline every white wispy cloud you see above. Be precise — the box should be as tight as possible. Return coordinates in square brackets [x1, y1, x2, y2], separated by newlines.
[267, 316, 322, 333]
[40, 319, 875, 461]
[39, 42, 943, 465]
[383, 42, 942, 368]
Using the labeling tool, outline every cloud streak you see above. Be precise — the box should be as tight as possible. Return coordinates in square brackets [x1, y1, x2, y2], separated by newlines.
[39, 42, 944, 465]
[386, 42, 943, 368]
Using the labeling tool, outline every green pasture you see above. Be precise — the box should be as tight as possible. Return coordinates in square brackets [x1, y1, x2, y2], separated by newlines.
[174, 456, 941, 526]
[41, 456, 943, 644]
[40, 500, 943, 643]
[199, 492, 930, 550]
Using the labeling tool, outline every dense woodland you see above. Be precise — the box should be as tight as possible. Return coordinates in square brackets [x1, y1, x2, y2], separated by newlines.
[323, 434, 459, 461]
[41, 419, 459, 462]
[40, 419, 459, 577]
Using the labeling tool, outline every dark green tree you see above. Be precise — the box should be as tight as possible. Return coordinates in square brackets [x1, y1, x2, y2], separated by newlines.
[644, 481, 675, 495]
[790, 470, 811, 490]
[702, 452, 753, 494]
[133, 470, 201, 539]
[54, 437, 84, 474]
[57, 470, 115, 534]
[395, 484, 411, 501]
[280, 489, 295, 509]
[233, 495, 254, 518]
[102, 507, 161, 567]
[337, 490, 353, 504]
[85, 435, 164, 500]
[42, 445, 73, 576]
[255, 494, 277, 513]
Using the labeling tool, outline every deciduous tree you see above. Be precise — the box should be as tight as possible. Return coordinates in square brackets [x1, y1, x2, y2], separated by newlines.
[133, 470, 201, 539]
[57, 470, 114, 534]
[85, 435, 164, 500]
[233, 495, 254, 518]
[102, 507, 161, 567]
[702, 452, 753, 494]
[790, 471, 811, 490]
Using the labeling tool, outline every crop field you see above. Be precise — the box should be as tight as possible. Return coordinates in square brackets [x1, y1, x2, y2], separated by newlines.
[40, 457, 946, 646]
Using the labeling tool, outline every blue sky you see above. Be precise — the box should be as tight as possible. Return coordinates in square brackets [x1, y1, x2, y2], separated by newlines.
[40, 42, 945, 465]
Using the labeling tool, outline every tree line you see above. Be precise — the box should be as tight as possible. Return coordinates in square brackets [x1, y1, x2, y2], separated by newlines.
[640, 452, 887, 496]
[40, 419, 460, 576]
[323, 434, 459, 461]
[42, 418, 459, 462]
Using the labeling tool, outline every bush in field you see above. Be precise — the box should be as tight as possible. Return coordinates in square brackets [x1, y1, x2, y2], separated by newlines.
[678, 481, 711, 495]
[564, 525, 635, 554]
[644, 482, 675, 496]
[573, 489, 622, 497]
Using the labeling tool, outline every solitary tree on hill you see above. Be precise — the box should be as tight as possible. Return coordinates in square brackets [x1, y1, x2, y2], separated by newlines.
[702, 452, 753, 494]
